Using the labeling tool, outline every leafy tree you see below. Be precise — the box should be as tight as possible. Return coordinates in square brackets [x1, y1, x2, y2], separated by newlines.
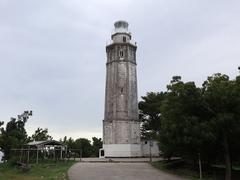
[92, 137, 102, 157]
[63, 136, 67, 144]
[160, 76, 215, 163]
[0, 121, 4, 149]
[140, 73, 240, 180]
[0, 121, 3, 129]
[202, 73, 240, 180]
[65, 137, 75, 149]
[139, 92, 165, 139]
[74, 138, 92, 157]
[31, 128, 52, 141]
[0, 118, 28, 159]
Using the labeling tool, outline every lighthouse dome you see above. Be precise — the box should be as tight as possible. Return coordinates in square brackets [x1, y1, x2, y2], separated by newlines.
[114, 20, 129, 33]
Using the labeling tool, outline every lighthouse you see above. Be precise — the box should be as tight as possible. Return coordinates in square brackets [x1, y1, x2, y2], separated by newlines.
[102, 21, 141, 157]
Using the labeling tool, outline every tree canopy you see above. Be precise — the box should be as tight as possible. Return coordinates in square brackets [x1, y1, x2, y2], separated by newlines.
[139, 73, 240, 180]
[31, 128, 53, 141]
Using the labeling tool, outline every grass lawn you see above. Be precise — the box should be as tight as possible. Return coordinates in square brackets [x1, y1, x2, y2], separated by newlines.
[0, 161, 75, 180]
[151, 161, 214, 180]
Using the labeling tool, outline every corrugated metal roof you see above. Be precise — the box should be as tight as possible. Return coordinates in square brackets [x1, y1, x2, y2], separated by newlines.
[27, 140, 64, 146]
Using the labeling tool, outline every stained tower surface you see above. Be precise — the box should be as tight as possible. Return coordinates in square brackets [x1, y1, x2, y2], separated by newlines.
[102, 21, 141, 157]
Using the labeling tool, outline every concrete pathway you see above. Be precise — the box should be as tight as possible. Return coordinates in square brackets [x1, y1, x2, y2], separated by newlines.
[78, 157, 163, 163]
[68, 162, 186, 180]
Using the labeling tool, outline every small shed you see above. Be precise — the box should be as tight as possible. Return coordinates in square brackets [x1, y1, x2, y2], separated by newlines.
[26, 140, 67, 164]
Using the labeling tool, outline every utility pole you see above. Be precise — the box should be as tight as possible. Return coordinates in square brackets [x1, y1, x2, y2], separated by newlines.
[198, 153, 202, 180]
[80, 149, 82, 162]
[149, 140, 153, 163]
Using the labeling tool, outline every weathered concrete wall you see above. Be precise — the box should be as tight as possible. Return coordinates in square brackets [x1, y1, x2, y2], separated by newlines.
[112, 33, 131, 43]
[141, 140, 160, 157]
[103, 120, 140, 144]
[103, 144, 142, 157]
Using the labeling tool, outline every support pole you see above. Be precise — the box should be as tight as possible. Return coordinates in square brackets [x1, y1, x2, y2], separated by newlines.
[20, 147, 23, 163]
[53, 146, 56, 162]
[65, 146, 67, 163]
[60, 146, 63, 160]
[27, 146, 30, 165]
[198, 153, 202, 179]
[149, 140, 152, 163]
[80, 149, 82, 162]
[68, 149, 70, 162]
[36, 146, 39, 164]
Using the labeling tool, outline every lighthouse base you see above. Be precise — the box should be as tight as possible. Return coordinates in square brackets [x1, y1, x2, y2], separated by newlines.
[101, 144, 142, 158]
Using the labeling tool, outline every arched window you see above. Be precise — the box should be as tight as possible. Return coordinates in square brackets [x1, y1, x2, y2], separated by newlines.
[119, 50, 124, 58]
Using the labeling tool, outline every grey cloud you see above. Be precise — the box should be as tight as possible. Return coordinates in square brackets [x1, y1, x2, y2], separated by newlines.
[0, 0, 240, 140]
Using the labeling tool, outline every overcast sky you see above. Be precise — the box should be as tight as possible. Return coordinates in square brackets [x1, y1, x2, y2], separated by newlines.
[0, 0, 239, 140]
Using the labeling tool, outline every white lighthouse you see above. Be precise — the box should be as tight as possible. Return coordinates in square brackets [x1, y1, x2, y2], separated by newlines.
[102, 21, 141, 157]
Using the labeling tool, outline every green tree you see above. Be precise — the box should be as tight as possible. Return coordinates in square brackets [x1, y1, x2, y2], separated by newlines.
[0, 121, 4, 149]
[0, 118, 28, 159]
[31, 128, 52, 141]
[74, 138, 92, 157]
[139, 73, 240, 180]
[0, 121, 3, 129]
[160, 76, 215, 162]
[92, 137, 102, 157]
[202, 73, 240, 180]
[65, 137, 75, 149]
[139, 92, 165, 139]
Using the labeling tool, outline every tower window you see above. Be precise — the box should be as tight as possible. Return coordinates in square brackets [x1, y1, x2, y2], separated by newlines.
[121, 88, 123, 94]
[119, 50, 124, 58]
[123, 36, 126, 42]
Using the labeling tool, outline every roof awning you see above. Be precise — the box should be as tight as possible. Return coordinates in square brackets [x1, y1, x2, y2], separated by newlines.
[27, 140, 64, 146]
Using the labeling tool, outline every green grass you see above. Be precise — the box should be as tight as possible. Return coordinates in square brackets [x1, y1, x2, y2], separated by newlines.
[151, 161, 214, 180]
[0, 161, 76, 180]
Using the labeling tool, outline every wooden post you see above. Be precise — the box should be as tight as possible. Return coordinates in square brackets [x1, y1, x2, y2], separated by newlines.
[27, 146, 30, 165]
[53, 146, 56, 162]
[149, 140, 152, 163]
[198, 153, 202, 179]
[36, 146, 39, 164]
[20, 147, 23, 163]
[65, 146, 67, 163]
[60, 146, 63, 160]
[74, 150, 76, 161]
[80, 149, 82, 162]
[68, 148, 70, 162]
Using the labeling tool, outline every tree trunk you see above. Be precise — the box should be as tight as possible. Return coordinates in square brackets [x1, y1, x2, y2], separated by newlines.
[223, 134, 231, 180]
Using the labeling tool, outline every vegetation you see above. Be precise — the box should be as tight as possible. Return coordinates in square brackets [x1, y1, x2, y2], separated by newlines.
[31, 128, 53, 141]
[0, 112, 102, 178]
[0, 113, 102, 160]
[0, 161, 75, 180]
[0, 114, 29, 160]
[139, 72, 240, 180]
[61, 136, 103, 157]
[151, 160, 214, 180]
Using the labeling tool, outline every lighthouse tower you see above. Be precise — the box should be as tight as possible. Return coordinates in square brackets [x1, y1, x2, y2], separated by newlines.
[102, 21, 141, 157]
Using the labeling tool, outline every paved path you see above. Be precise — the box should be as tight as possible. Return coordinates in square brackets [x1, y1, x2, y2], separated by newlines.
[77, 157, 163, 162]
[68, 162, 185, 180]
